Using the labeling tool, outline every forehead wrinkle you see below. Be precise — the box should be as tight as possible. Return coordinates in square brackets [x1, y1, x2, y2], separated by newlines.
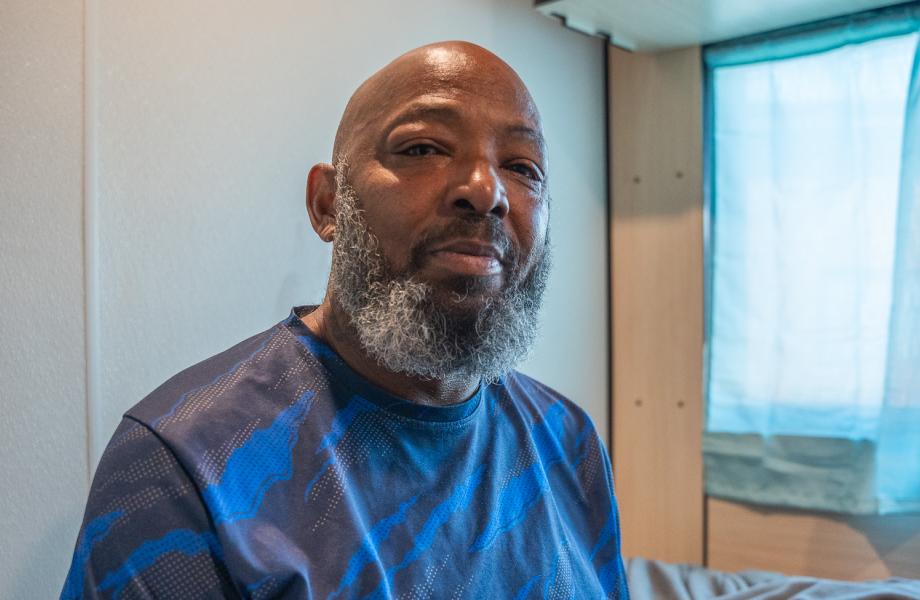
[383, 93, 544, 140]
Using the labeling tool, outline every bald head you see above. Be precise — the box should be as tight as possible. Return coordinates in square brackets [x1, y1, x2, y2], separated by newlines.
[332, 41, 543, 163]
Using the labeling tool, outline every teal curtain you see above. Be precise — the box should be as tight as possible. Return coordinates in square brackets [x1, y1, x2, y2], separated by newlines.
[703, 3, 920, 514]
[878, 21, 920, 513]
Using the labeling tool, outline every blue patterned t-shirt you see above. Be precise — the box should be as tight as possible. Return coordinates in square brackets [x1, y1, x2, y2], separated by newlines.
[62, 307, 628, 599]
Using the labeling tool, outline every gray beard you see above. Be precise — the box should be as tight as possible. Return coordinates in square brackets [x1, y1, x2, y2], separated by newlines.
[329, 162, 551, 383]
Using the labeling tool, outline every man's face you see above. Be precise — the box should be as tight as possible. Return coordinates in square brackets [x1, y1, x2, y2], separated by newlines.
[325, 46, 552, 381]
[338, 49, 550, 314]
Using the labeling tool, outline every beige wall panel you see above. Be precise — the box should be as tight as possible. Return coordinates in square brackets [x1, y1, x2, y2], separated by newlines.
[0, 1, 88, 598]
[609, 45, 704, 564]
[708, 498, 920, 579]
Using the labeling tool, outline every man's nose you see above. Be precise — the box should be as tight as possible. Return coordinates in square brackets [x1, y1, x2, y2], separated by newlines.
[449, 160, 509, 218]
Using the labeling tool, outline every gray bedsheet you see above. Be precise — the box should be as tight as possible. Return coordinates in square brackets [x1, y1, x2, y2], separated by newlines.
[625, 557, 920, 599]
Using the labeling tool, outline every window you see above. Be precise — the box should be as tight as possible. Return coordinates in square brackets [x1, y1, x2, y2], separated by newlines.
[703, 7, 920, 514]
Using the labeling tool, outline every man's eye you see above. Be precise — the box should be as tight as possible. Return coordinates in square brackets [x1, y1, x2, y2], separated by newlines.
[402, 144, 440, 157]
[508, 162, 541, 181]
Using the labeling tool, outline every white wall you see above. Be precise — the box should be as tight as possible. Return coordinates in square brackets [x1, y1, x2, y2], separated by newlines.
[0, 1, 607, 596]
[0, 1, 89, 597]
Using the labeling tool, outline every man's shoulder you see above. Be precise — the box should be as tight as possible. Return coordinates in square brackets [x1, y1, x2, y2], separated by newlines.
[124, 314, 315, 439]
[500, 370, 597, 432]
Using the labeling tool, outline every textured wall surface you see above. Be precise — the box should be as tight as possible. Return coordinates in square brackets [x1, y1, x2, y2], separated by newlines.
[1, 1, 607, 596]
[0, 1, 89, 597]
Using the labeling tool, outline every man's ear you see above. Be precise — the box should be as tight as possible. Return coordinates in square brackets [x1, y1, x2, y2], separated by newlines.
[306, 163, 337, 243]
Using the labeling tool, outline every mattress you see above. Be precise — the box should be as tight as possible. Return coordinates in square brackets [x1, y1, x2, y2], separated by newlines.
[625, 557, 920, 599]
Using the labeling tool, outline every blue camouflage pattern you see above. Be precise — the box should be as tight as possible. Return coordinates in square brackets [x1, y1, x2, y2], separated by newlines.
[62, 307, 628, 599]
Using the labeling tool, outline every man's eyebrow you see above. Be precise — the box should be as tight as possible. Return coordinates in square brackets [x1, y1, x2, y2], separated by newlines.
[384, 102, 463, 133]
[505, 124, 547, 155]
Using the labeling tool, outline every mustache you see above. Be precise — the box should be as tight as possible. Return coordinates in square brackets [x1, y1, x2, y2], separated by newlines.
[408, 215, 517, 272]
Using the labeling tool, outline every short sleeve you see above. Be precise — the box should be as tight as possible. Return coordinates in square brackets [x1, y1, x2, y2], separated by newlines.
[61, 418, 238, 599]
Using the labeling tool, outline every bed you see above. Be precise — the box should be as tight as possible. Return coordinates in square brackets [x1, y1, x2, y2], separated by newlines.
[625, 557, 920, 599]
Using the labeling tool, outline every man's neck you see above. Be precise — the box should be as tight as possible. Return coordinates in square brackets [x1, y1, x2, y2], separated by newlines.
[300, 300, 481, 407]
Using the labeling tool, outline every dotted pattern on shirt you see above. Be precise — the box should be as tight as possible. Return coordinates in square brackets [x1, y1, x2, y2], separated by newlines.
[491, 385, 517, 419]
[191, 361, 330, 509]
[577, 434, 602, 499]
[504, 444, 538, 489]
[473, 384, 540, 512]
[474, 437, 538, 522]
[546, 544, 575, 600]
[118, 549, 223, 600]
[250, 577, 280, 600]
[158, 329, 288, 431]
[290, 361, 331, 414]
[101, 480, 195, 521]
[276, 326, 333, 400]
[307, 410, 395, 532]
[398, 554, 450, 600]
[97, 445, 178, 494]
[492, 385, 552, 484]
[449, 581, 467, 600]
[196, 420, 260, 485]
[269, 348, 314, 391]
[270, 348, 330, 432]
[104, 421, 149, 455]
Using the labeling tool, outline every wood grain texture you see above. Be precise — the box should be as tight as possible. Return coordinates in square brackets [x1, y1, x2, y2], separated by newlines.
[609, 45, 704, 564]
[707, 498, 920, 579]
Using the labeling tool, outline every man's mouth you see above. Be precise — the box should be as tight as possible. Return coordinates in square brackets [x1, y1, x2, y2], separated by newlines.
[426, 240, 504, 277]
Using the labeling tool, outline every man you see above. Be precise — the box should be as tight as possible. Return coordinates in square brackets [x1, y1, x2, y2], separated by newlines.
[62, 41, 628, 599]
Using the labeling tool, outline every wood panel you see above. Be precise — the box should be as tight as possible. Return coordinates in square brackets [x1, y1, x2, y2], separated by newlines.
[609, 45, 704, 564]
[708, 498, 920, 579]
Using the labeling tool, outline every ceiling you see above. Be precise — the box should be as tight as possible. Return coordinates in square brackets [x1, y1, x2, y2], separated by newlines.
[536, 0, 909, 51]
